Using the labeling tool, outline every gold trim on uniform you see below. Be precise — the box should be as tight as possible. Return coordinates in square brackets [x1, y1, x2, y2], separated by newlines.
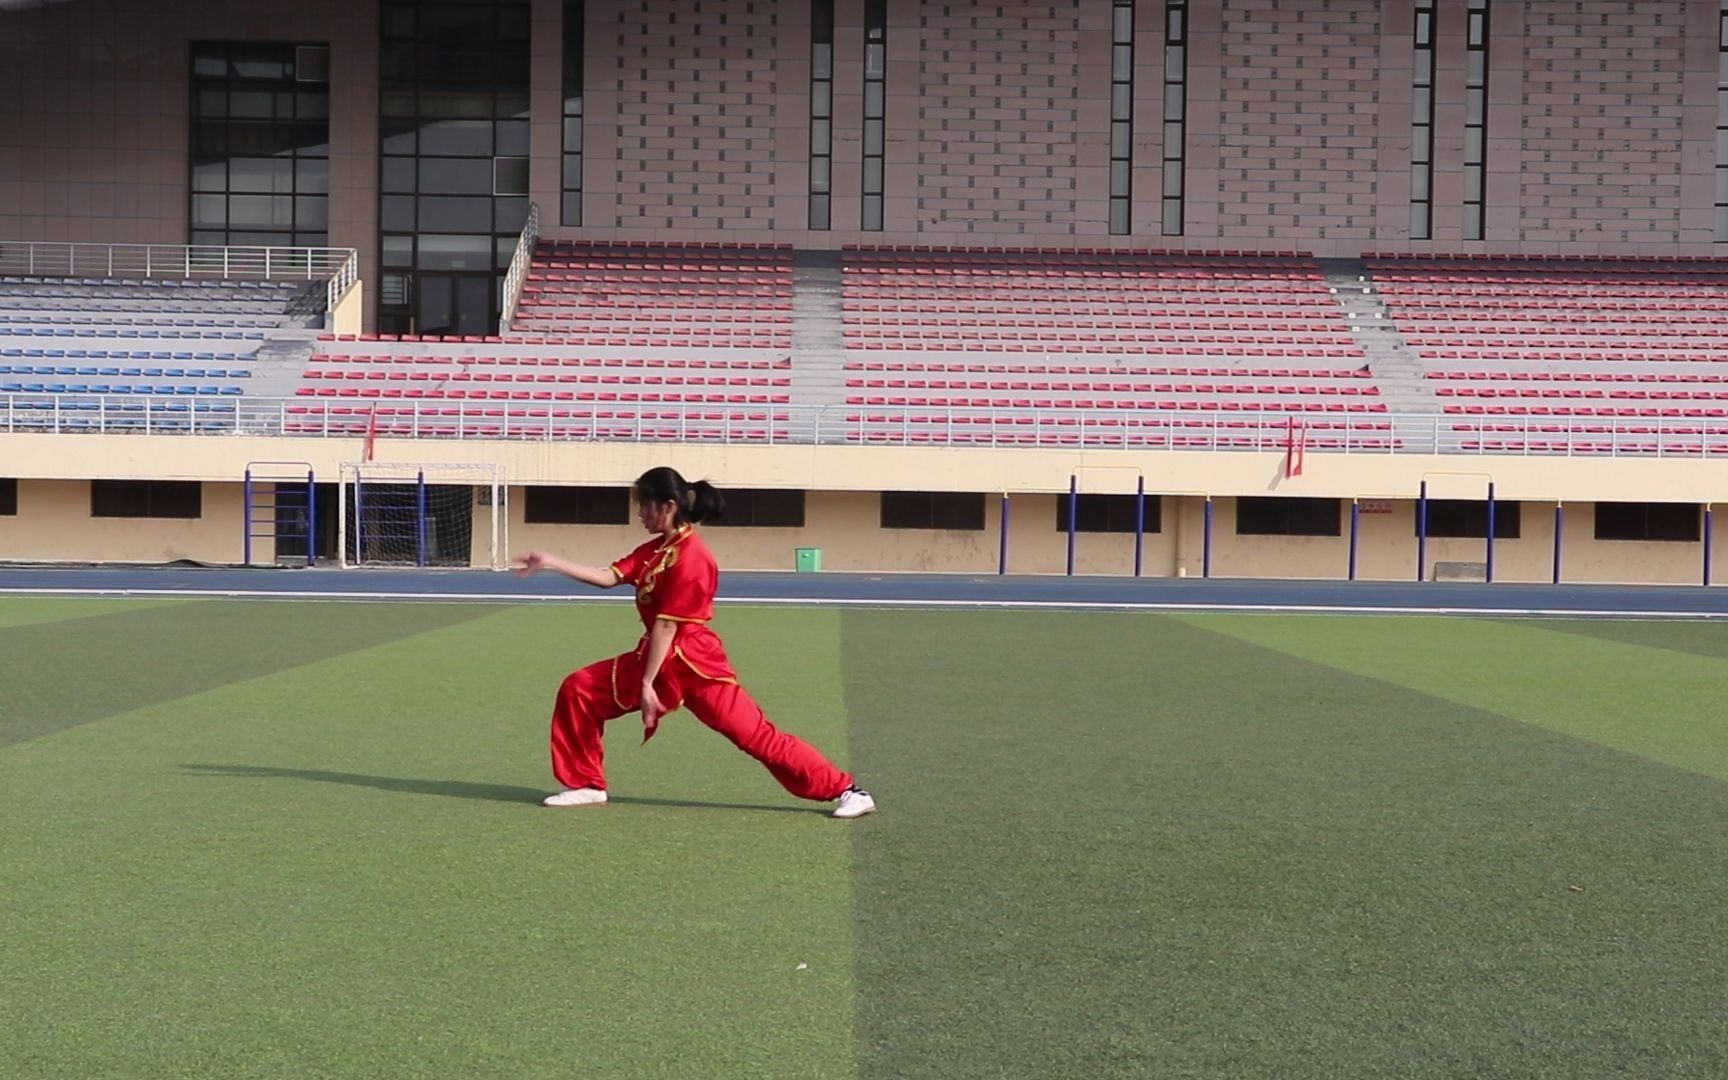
[674, 645, 737, 685]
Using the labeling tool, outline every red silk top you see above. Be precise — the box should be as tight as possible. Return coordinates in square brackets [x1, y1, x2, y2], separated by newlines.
[610, 526, 737, 683]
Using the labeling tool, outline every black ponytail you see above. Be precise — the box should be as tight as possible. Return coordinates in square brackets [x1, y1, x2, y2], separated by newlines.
[635, 467, 725, 525]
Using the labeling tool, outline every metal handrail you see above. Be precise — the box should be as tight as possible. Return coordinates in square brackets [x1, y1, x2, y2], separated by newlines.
[3, 394, 1727, 457]
[0, 241, 360, 326]
[498, 203, 540, 332]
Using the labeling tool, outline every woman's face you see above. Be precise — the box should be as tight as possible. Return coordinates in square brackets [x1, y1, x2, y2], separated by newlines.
[638, 494, 677, 534]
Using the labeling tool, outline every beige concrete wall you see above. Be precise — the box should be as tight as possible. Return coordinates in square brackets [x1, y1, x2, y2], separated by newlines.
[0, 479, 242, 564]
[13, 434, 1728, 509]
[0, 465, 1718, 583]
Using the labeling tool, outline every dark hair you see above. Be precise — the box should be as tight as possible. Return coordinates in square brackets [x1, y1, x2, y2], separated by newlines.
[635, 467, 725, 525]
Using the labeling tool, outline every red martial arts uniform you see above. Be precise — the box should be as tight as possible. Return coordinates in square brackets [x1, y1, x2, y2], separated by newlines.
[547, 526, 853, 801]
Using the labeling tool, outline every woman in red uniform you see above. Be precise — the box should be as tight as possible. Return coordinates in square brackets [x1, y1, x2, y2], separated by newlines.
[514, 467, 876, 819]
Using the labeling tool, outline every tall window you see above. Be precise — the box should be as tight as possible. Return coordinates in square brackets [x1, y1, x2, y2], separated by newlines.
[1109, 0, 1135, 235]
[378, 0, 532, 336]
[810, 0, 835, 229]
[862, 0, 887, 231]
[1463, 0, 1489, 240]
[1717, 3, 1728, 239]
[189, 43, 330, 249]
[562, 0, 585, 227]
[1161, 0, 1187, 236]
[1411, 1, 1435, 240]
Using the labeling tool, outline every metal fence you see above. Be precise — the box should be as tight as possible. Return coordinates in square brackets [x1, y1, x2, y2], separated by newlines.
[0, 241, 360, 321]
[5, 393, 1728, 457]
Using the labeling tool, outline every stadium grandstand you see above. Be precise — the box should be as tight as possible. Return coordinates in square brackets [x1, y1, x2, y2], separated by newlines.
[1, 0, 1725, 584]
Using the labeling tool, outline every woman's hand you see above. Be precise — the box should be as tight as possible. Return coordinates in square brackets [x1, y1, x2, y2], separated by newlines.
[640, 683, 667, 742]
[513, 550, 556, 577]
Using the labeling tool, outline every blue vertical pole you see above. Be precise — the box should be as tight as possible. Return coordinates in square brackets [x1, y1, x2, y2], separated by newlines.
[1065, 475, 1078, 577]
[1202, 496, 1213, 579]
[1416, 480, 1428, 582]
[1348, 498, 1360, 581]
[1485, 482, 1496, 584]
[1705, 505, 1715, 586]
[997, 493, 1009, 575]
[306, 469, 317, 567]
[243, 468, 253, 566]
[415, 469, 428, 567]
[1553, 502, 1564, 585]
[1134, 476, 1145, 578]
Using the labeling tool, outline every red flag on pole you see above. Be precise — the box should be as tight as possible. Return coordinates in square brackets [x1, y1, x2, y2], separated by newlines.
[1285, 416, 1305, 478]
[363, 405, 378, 462]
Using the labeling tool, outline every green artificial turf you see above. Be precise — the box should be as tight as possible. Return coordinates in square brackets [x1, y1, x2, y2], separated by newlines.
[4, 598, 1728, 1078]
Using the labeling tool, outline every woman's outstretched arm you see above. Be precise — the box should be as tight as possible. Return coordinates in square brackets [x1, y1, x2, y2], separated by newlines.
[512, 550, 622, 589]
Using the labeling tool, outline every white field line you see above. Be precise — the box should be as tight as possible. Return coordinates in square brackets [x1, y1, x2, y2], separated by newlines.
[0, 585, 1725, 619]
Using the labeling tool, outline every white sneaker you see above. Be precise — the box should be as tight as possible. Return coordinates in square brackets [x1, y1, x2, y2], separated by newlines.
[541, 787, 608, 808]
[833, 787, 876, 819]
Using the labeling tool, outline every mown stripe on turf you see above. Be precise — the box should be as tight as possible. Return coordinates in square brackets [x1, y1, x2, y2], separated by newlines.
[843, 608, 1728, 1079]
[0, 603, 857, 1079]
[1520, 616, 1728, 664]
[0, 599, 504, 750]
[0, 596, 191, 631]
[1182, 613, 1728, 784]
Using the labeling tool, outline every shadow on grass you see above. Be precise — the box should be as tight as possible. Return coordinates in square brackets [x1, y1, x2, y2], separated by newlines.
[180, 764, 819, 814]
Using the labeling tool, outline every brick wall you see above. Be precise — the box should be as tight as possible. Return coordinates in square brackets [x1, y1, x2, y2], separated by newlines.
[609, 0, 782, 232]
[1215, 0, 1382, 243]
[1515, 0, 1687, 245]
[911, 4, 1089, 236]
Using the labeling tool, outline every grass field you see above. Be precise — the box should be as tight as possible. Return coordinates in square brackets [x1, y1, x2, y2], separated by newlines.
[4, 596, 1728, 1078]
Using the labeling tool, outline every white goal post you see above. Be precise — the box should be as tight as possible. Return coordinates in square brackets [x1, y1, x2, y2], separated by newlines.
[337, 462, 507, 570]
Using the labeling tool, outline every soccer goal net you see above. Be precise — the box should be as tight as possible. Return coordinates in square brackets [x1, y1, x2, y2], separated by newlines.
[337, 462, 506, 569]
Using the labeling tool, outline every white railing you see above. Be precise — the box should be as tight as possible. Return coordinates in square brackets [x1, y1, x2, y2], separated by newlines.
[325, 249, 359, 317]
[0, 241, 355, 282]
[498, 203, 540, 333]
[4, 395, 1728, 458]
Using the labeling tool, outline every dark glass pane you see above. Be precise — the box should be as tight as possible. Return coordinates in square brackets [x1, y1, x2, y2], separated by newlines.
[419, 90, 494, 119]
[229, 157, 294, 194]
[296, 92, 330, 120]
[382, 235, 415, 268]
[381, 156, 416, 193]
[494, 157, 530, 196]
[809, 193, 831, 230]
[494, 195, 529, 231]
[496, 93, 531, 120]
[562, 153, 583, 189]
[419, 156, 494, 195]
[561, 191, 582, 226]
[382, 4, 415, 39]
[416, 234, 494, 271]
[196, 90, 227, 118]
[191, 160, 227, 193]
[229, 194, 293, 227]
[418, 196, 494, 232]
[230, 90, 273, 118]
[563, 117, 584, 153]
[495, 119, 529, 156]
[192, 194, 228, 228]
[420, 119, 493, 156]
[194, 122, 228, 155]
[295, 158, 329, 194]
[295, 196, 329, 229]
[384, 120, 418, 150]
[381, 194, 417, 231]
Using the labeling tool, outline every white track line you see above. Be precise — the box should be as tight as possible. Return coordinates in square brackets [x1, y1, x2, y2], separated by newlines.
[0, 585, 1725, 619]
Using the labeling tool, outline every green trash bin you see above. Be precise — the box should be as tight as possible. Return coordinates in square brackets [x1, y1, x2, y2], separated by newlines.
[795, 547, 822, 573]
